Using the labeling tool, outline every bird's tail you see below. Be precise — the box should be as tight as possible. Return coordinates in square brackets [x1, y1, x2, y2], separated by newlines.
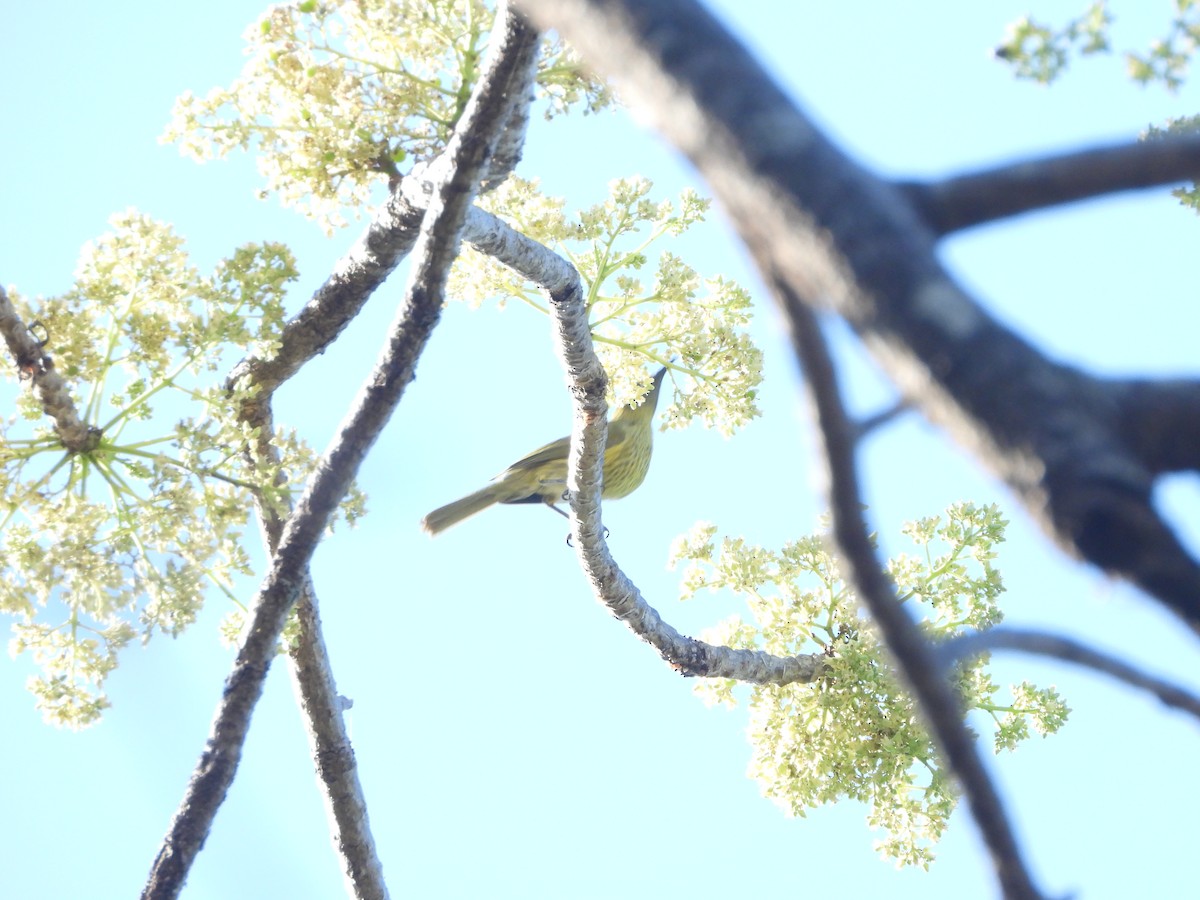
[422, 484, 506, 535]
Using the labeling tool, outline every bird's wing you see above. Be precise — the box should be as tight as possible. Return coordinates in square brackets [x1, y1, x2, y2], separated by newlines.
[604, 418, 631, 450]
[497, 422, 630, 478]
[499, 434, 572, 475]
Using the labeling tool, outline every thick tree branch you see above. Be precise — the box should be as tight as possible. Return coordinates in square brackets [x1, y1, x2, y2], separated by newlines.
[779, 284, 1045, 900]
[937, 627, 1200, 723]
[140, 7, 539, 898]
[1112, 378, 1200, 473]
[514, 0, 1200, 632]
[900, 134, 1200, 235]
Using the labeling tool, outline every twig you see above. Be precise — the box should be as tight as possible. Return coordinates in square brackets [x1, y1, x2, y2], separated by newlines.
[854, 399, 908, 441]
[139, 6, 539, 898]
[900, 135, 1200, 235]
[937, 627, 1200, 723]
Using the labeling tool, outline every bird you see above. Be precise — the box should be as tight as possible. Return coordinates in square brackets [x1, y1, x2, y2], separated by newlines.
[422, 368, 667, 535]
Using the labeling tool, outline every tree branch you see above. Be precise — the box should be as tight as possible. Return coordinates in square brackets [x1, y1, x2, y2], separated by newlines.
[236, 16, 541, 900]
[140, 6, 540, 897]
[514, 0, 1200, 633]
[853, 399, 908, 441]
[936, 627, 1200, 723]
[1111, 378, 1200, 474]
[225, 190, 426, 406]
[239, 393, 391, 900]
[402, 145, 827, 683]
[900, 134, 1200, 235]
[538, 274, 823, 681]
[480, 37, 538, 192]
[0, 285, 99, 453]
[287, 580, 387, 899]
[387, 129, 829, 682]
[777, 283, 1045, 900]
[225, 15, 539, 409]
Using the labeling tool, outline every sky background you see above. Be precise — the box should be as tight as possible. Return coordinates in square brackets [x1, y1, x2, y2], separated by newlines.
[4, 1, 1200, 898]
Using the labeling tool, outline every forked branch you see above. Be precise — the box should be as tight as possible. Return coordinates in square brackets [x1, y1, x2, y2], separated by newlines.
[141, 5, 542, 898]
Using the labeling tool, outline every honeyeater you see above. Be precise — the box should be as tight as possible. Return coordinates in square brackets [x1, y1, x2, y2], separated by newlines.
[421, 368, 667, 535]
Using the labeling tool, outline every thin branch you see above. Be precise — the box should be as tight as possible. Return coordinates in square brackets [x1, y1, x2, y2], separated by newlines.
[241, 394, 391, 900]
[853, 399, 908, 441]
[899, 134, 1200, 235]
[403, 136, 827, 682]
[224, 11, 540, 406]
[0, 285, 98, 453]
[937, 627, 1200, 723]
[287, 579, 387, 899]
[778, 286, 1046, 900]
[433, 173, 831, 683]
[227, 15, 541, 900]
[283, 15, 541, 900]
[545, 279, 829, 681]
[140, 6, 539, 897]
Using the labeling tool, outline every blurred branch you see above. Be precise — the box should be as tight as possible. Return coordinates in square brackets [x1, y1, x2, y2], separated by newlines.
[514, 0, 1200, 634]
[853, 399, 908, 441]
[140, 6, 540, 899]
[1112, 378, 1200, 474]
[900, 134, 1200, 235]
[776, 282, 1046, 900]
[937, 627, 1200, 723]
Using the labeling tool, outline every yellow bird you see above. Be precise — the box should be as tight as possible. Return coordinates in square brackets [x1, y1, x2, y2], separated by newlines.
[422, 368, 667, 535]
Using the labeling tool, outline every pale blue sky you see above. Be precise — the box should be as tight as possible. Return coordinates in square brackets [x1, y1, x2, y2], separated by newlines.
[4, 2, 1200, 898]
